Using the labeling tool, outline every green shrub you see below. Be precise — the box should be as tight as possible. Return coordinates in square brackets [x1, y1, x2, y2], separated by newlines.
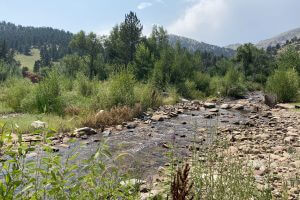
[3, 78, 34, 112]
[266, 68, 299, 102]
[60, 76, 75, 91]
[135, 83, 162, 110]
[163, 86, 180, 105]
[210, 67, 246, 98]
[107, 70, 136, 108]
[35, 71, 65, 114]
[179, 80, 205, 100]
[192, 72, 211, 95]
[76, 73, 94, 97]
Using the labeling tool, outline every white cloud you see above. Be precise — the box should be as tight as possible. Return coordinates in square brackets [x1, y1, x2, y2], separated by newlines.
[168, 0, 229, 38]
[137, 2, 153, 10]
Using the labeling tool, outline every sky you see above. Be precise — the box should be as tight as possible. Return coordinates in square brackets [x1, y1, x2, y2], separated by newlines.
[1, 0, 300, 46]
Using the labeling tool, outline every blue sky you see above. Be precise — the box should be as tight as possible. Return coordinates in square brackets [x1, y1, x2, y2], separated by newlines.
[1, 0, 300, 46]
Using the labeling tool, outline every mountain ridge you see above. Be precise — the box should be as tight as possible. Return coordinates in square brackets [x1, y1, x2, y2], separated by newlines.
[168, 34, 236, 57]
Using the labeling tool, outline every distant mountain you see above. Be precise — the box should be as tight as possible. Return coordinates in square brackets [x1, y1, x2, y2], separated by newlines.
[168, 34, 235, 57]
[224, 43, 242, 51]
[256, 27, 300, 49]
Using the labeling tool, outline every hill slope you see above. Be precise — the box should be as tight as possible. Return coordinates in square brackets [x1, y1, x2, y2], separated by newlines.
[0, 21, 72, 55]
[256, 27, 300, 49]
[168, 34, 235, 57]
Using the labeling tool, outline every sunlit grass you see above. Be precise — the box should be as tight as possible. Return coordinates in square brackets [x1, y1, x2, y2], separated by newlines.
[0, 113, 79, 134]
[15, 48, 40, 71]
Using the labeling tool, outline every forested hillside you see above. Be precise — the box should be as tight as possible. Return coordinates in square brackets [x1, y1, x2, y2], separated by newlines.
[0, 21, 72, 59]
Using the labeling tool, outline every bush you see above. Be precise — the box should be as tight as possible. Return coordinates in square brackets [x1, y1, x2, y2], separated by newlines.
[192, 72, 211, 95]
[163, 86, 180, 105]
[107, 70, 136, 108]
[35, 71, 65, 114]
[3, 78, 34, 112]
[76, 73, 94, 97]
[266, 68, 299, 102]
[134, 83, 162, 110]
[210, 67, 246, 98]
[179, 80, 205, 100]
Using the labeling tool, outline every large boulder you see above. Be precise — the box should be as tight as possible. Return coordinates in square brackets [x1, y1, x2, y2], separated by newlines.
[264, 94, 277, 108]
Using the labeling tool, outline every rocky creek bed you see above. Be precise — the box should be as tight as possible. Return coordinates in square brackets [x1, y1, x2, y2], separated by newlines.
[2, 92, 300, 199]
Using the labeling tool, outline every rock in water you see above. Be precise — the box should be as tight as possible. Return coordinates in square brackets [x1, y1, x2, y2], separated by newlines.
[204, 103, 216, 108]
[74, 127, 98, 136]
[31, 121, 48, 129]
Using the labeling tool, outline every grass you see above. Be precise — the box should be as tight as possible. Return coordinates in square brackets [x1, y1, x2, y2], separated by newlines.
[0, 102, 14, 114]
[15, 48, 40, 71]
[0, 113, 80, 134]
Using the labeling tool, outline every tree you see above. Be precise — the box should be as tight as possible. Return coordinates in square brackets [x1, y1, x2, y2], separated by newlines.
[119, 11, 143, 65]
[277, 46, 300, 74]
[132, 43, 154, 80]
[69, 31, 104, 79]
[236, 43, 274, 83]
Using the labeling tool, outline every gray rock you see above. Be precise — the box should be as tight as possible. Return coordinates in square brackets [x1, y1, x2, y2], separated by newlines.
[220, 104, 231, 109]
[151, 114, 166, 121]
[75, 127, 98, 136]
[204, 103, 216, 108]
[276, 104, 295, 109]
[31, 121, 48, 129]
[103, 130, 111, 137]
[232, 104, 244, 110]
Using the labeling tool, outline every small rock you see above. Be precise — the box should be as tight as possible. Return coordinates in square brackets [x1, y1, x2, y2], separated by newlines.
[81, 135, 88, 140]
[75, 127, 97, 136]
[291, 160, 300, 168]
[204, 103, 216, 108]
[103, 130, 111, 137]
[116, 125, 123, 131]
[51, 147, 59, 152]
[151, 114, 165, 121]
[276, 104, 295, 109]
[75, 127, 98, 136]
[232, 104, 244, 110]
[182, 121, 187, 125]
[127, 122, 137, 129]
[220, 104, 231, 109]
[191, 100, 201, 105]
[31, 121, 48, 129]
[58, 144, 70, 148]
[284, 136, 294, 143]
[209, 108, 219, 112]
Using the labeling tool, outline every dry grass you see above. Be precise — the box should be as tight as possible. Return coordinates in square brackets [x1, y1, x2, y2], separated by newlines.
[81, 104, 142, 129]
[171, 163, 194, 200]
